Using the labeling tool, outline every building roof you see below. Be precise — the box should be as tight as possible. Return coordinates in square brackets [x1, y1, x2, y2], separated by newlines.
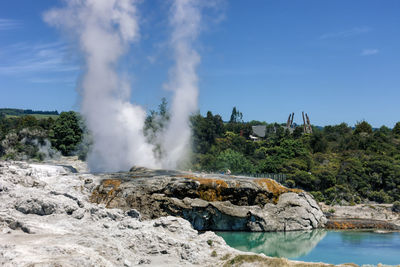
[252, 125, 266, 138]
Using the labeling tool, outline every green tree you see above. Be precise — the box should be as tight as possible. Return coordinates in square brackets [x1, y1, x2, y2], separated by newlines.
[190, 111, 224, 154]
[229, 106, 243, 123]
[309, 132, 328, 153]
[50, 111, 83, 156]
[354, 121, 373, 135]
[143, 98, 170, 159]
[393, 122, 400, 136]
[215, 149, 254, 174]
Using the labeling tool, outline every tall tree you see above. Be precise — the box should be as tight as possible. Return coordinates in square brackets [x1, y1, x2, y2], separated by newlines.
[354, 120, 373, 135]
[50, 112, 83, 156]
[229, 106, 243, 123]
[393, 122, 400, 136]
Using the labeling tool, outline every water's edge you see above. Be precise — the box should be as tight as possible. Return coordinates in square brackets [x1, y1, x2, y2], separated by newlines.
[216, 229, 400, 266]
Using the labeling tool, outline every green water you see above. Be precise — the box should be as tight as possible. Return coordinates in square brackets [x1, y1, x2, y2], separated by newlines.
[216, 230, 400, 265]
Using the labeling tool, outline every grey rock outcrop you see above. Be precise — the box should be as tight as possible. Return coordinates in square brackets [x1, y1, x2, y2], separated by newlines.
[0, 160, 351, 267]
[15, 197, 57, 215]
[91, 170, 326, 231]
[320, 203, 400, 230]
[0, 161, 233, 266]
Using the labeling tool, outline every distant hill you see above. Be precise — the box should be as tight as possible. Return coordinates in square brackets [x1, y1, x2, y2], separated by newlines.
[0, 108, 59, 119]
[0, 108, 59, 116]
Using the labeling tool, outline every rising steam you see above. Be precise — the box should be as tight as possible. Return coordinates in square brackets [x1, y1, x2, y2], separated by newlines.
[161, 0, 202, 169]
[44, 0, 205, 172]
[44, 0, 157, 172]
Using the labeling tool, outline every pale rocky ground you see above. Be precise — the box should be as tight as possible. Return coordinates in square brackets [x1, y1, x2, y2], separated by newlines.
[320, 203, 400, 227]
[0, 157, 387, 266]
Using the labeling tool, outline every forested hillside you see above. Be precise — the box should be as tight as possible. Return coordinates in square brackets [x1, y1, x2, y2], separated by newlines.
[189, 108, 400, 205]
[1, 107, 400, 205]
[0, 111, 82, 160]
[0, 108, 59, 116]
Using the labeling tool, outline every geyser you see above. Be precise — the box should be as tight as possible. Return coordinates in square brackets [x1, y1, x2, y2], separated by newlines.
[45, 0, 158, 172]
[44, 0, 205, 172]
[161, 0, 202, 169]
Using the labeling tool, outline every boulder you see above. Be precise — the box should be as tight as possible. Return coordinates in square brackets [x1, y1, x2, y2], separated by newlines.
[90, 169, 326, 231]
[15, 198, 56, 216]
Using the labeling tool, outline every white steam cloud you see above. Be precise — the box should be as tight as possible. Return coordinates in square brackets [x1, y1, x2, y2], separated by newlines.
[161, 0, 202, 169]
[44, 0, 157, 172]
[44, 0, 206, 172]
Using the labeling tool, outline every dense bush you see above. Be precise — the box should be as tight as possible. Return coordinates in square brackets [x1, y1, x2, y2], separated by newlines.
[392, 201, 400, 212]
[0, 115, 55, 160]
[2, 106, 399, 205]
[190, 109, 400, 204]
[0, 111, 83, 159]
[49, 112, 83, 156]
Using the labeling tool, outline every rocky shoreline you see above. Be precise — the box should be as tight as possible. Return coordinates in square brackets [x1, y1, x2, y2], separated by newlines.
[321, 203, 400, 231]
[0, 158, 398, 266]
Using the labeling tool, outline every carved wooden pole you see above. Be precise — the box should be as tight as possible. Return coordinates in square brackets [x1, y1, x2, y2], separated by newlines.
[290, 112, 294, 127]
[306, 113, 312, 133]
[286, 114, 291, 128]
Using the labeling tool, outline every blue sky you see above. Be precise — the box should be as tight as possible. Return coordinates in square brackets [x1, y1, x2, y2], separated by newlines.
[1, 0, 399, 127]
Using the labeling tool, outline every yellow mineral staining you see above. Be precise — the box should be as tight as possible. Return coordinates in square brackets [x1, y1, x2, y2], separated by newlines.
[178, 175, 199, 179]
[199, 189, 221, 202]
[184, 176, 301, 203]
[326, 220, 389, 230]
[255, 178, 302, 204]
[90, 179, 121, 207]
[327, 221, 359, 230]
[183, 177, 229, 202]
[199, 179, 228, 202]
[103, 179, 121, 196]
[91, 175, 302, 206]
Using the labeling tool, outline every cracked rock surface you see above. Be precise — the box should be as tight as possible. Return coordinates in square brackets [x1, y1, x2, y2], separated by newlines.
[0, 160, 238, 266]
[91, 170, 327, 231]
[0, 158, 337, 267]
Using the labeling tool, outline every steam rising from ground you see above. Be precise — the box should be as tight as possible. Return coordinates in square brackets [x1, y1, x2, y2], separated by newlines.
[161, 0, 202, 169]
[45, 0, 204, 172]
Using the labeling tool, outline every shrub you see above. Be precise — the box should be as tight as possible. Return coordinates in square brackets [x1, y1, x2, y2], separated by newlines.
[215, 149, 254, 174]
[50, 112, 83, 156]
[310, 191, 325, 202]
[369, 190, 393, 203]
[392, 201, 400, 213]
[354, 120, 373, 135]
[393, 122, 400, 136]
[285, 179, 295, 188]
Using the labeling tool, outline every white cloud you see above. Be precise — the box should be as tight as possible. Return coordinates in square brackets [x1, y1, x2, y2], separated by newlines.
[361, 49, 379, 56]
[0, 41, 78, 76]
[320, 27, 371, 39]
[0, 18, 21, 30]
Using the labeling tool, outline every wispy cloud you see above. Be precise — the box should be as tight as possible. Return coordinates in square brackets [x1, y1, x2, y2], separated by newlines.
[0, 18, 22, 30]
[361, 49, 379, 56]
[0, 41, 79, 79]
[29, 77, 76, 84]
[320, 27, 371, 39]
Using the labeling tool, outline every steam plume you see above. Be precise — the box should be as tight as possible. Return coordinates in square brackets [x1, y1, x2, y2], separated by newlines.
[44, 0, 158, 172]
[161, 0, 202, 169]
[45, 0, 209, 172]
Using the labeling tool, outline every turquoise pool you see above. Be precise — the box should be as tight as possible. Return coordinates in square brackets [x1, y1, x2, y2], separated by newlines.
[216, 230, 400, 265]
